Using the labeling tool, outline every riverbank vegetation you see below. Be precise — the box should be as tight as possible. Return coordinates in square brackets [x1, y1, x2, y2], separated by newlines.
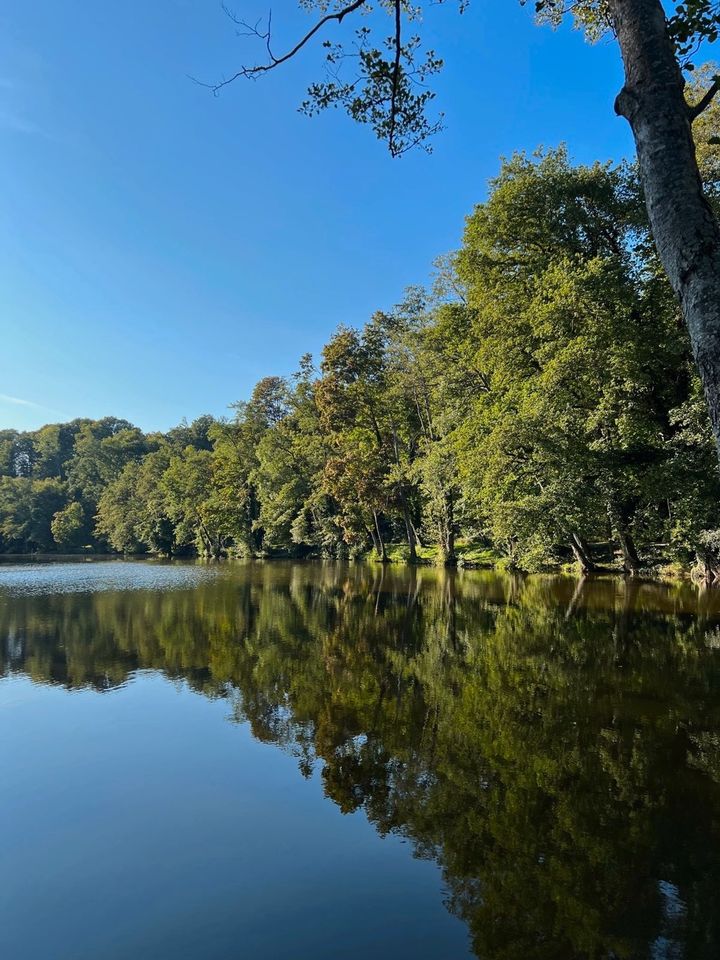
[3, 130, 720, 578]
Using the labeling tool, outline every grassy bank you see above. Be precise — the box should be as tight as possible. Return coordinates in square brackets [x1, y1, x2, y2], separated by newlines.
[361, 540, 707, 582]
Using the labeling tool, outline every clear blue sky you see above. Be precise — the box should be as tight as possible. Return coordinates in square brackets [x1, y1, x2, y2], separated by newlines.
[0, 0, 632, 433]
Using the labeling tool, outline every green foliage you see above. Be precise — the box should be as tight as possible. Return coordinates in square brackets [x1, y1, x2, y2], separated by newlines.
[67, 418, 149, 509]
[689, 63, 720, 196]
[161, 446, 239, 557]
[301, 25, 444, 156]
[0, 476, 66, 551]
[669, 0, 720, 62]
[446, 148, 697, 571]
[2, 146, 718, 570]
[96, 449, 177, 555]
[50, 501, 85, 549]
[209, 0, 720, 155]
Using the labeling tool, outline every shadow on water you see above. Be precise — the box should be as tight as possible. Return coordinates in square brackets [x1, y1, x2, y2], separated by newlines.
[2, 561, 720, 958]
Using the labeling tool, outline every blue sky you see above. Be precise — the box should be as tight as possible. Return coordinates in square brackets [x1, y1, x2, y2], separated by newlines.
[0, 0, 632, 433]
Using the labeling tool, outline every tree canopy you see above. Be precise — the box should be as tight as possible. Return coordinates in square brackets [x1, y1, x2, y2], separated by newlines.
[203, 0, 720, 475]
[204, 0, 720, 157]
[2, 145, 720, 575]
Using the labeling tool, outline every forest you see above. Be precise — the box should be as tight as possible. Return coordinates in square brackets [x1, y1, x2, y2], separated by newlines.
[3, 105, 720, 577]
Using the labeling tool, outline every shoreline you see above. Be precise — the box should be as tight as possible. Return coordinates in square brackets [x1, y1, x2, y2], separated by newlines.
[0, 549, 712, 585]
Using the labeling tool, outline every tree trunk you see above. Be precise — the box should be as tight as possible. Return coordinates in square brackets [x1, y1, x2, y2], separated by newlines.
[610, 0, 720, 455]
[570, 531, 597, 574]
[443, 525, 457, 566]
[606, 498, 642, 574]
[694, 549, 720, 583]
[441, 495, 457, 566]
[372, 509, 388, 562]
[400, 492, 418, 563]
[368, 523, 381, 558]
[618, 530, 642, 576]
[410, 517, 424, 549]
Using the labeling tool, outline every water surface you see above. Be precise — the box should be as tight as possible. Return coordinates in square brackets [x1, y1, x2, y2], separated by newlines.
[2, 561, 720, 959]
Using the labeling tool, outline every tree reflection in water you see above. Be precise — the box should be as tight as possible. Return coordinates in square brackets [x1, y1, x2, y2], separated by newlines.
[3, 562, 720, 959]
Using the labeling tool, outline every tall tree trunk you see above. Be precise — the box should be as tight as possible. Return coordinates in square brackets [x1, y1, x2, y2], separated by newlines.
[610, 0, 720, 454]
[440, 494, 457, 566]
[410, 517, 424, 549]
[367, 524, 378, 553]
[368, 523, 381, 559]
[570, 531, 597, 574]
[618, 530, 642, 576]
[388, 423, 417, 563]
[443, 526, 456, 566]
[693, 548, 720, 583]
[400, 492, 418, 563]
[607, 500, 642, 574]
[372, 509, 388, 562]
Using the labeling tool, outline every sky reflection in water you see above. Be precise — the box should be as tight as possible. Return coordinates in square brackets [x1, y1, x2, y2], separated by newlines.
[1, 561, 720, 960]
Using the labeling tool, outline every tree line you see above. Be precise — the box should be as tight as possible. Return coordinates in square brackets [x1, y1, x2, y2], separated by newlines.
[3, 134, 720, 575]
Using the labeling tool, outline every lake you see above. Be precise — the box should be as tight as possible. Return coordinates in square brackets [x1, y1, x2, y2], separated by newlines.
[1, 559, 720, 959]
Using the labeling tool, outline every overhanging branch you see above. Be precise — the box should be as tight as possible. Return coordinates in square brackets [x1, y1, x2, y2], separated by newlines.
[689, 75, 720, 120]
[200, 0, 369, 93]
[197, 0, 442, 156]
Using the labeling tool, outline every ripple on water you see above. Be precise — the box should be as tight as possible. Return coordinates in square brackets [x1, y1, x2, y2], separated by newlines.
[0, 560, 223, 596]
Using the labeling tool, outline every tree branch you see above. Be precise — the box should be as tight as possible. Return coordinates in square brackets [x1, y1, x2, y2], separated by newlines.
[688, 75, 720, 120]
[389, 0, 402, 156]
[201, 0, 369, 93]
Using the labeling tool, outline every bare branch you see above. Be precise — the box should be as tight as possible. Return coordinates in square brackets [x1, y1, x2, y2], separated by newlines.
[201, 0, 369, 93]
[689, 75, 720, 120]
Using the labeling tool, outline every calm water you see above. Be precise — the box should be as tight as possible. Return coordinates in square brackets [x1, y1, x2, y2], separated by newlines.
[2, 561, 720, 959]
